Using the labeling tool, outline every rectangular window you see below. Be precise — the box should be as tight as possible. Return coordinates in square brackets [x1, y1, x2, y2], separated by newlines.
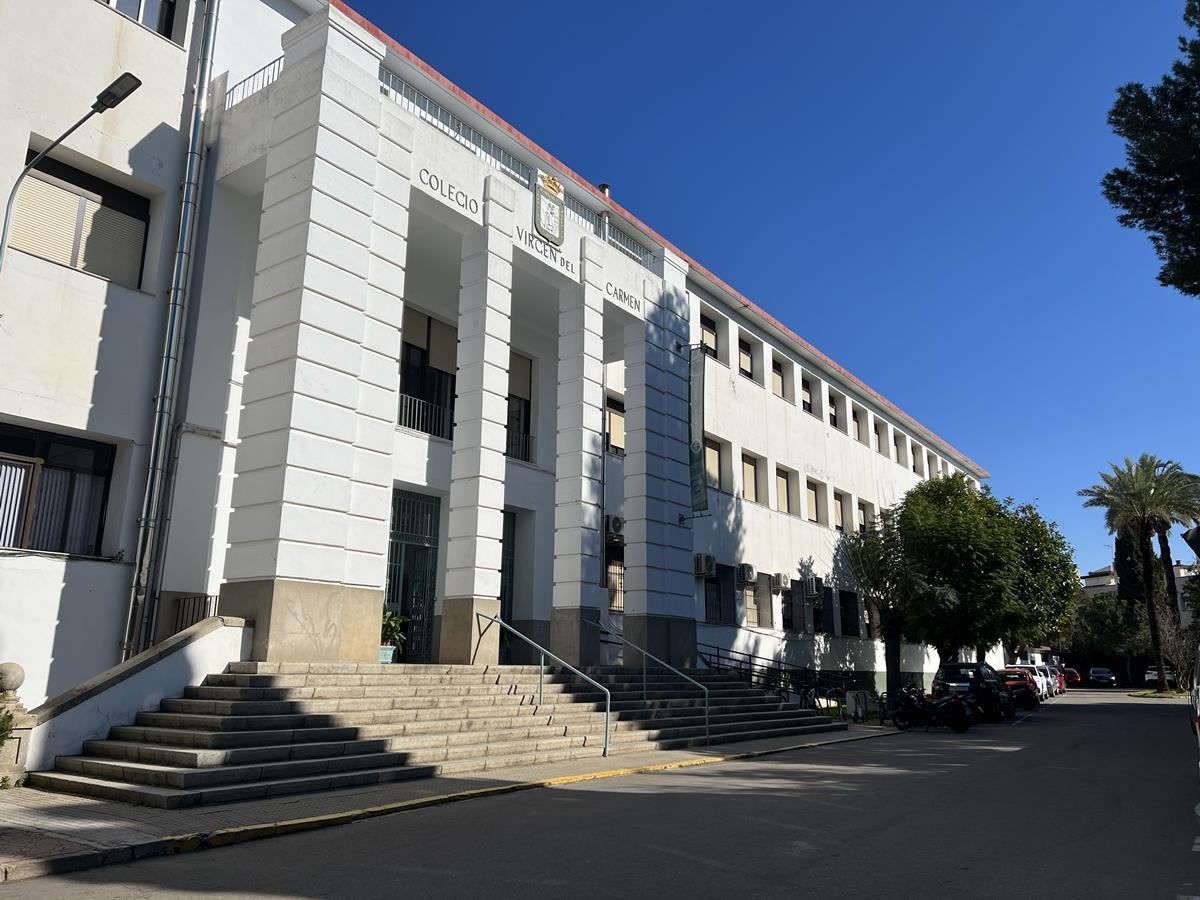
[840, 590, 861, 637]
[833, 492, 846, 532]
[10, 152, 150, 290]
[706, 564, 737, 625]
[605, 396, 625, 456]
[700, 314, 719, 359]
[857, 501, 868, 533]
[0, 424, 115, 556]
[781, 588, 796, 632]
[743, 582, 758, 627]
[829, 400, 839, 430]
[704, 438, 723, 490]
[738, 339, 754, 379]
[852, 409, 864, 442]
[776, 468, 792, 514]
[771, 359, 785, 398]
[742, 454, 758, 503]
[606, 543, 625, 613]
[818, 587, 836, 635]
[105, 0, 178, 39]
[801, 379, 813, 414]
[505, 352, 534, 462]
[806, 481, 819, 523]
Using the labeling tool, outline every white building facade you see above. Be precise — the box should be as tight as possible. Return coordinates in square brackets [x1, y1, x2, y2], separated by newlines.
[0, 0, 987, 706]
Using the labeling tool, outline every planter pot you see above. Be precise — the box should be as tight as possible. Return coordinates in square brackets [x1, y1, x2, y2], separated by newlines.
[379, 645, 397, 664]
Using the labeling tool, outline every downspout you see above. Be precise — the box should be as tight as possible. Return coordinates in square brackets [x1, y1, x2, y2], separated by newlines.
[121, 0, 222, 659]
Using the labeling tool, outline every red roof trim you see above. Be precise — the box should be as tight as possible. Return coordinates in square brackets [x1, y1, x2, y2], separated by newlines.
[330, 0, 989, 478]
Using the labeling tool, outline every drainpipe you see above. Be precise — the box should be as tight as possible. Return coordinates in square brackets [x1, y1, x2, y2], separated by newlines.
[121, 0, 222, 660]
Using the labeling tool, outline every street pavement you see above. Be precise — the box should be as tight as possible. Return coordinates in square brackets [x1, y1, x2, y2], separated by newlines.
[3, 691, 1196, 899]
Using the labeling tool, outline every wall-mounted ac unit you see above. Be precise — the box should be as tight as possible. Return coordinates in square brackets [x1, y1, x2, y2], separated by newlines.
[736, 563, 756, 585]
[771, 572, 788, 591]
[693, 553, 716, 578]
[605, 515, 624, 539]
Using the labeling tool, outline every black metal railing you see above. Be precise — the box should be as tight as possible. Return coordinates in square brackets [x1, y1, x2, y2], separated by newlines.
[398, 394, 453, 440]
[505, 431, 535, 463]
[174, 594, 219, 634]
[697, 642, 852, 699]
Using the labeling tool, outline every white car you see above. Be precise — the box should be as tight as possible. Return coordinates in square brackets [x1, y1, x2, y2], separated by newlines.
[1037, 666, 1058, 696]
[1012, 664, 1050, 700]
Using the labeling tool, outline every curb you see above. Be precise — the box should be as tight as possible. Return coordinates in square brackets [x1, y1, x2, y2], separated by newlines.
[1, 728, 900, 884]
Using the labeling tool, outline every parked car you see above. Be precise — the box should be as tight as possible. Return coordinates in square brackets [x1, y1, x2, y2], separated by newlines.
[1048, 666, 1067, 693]
[1145, 667, 1178, 688]
[1063, 667, 1082, 687]
[1001, 669, 1040, 710]
[931, 662, 1015, 722]
[1089, 666, 1117, 688]
[1010, 664, 1050, 699]
[1037, 665, 1059, 697]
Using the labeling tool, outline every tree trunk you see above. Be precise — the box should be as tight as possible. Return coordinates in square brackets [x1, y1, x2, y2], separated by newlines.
[882, 609, 903, 709]
[975, 646, 986, 663]
[1139, 524, 1170, 694]
[1156, 526, 1180, 622]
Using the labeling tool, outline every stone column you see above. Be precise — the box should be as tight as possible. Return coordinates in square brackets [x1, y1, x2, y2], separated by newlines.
[622, 249, 695, 667]
[219, 7, 403, 663]
[0, 663, 32, 785]
[549, 236, 607, 665]
[437, 175, 515, 665]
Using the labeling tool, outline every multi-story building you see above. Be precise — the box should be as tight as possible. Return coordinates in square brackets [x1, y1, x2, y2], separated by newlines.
[0, 0, 987, 707]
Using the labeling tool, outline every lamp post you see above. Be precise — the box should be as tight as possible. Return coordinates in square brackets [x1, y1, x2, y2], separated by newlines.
[0, 71, 141, 274]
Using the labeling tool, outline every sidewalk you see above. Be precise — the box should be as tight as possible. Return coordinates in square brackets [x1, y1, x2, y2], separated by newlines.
[0, 726, 899, 884]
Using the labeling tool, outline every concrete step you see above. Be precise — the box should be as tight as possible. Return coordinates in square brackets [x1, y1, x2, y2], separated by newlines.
[82, 737, 394, 768]
[27, 762, 437, 809]
[109, 724, 362, 749]
[55, 750, 415, 790]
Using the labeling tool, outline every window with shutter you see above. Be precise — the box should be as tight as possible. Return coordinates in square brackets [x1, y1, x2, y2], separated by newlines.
[9, 153, 149, 290]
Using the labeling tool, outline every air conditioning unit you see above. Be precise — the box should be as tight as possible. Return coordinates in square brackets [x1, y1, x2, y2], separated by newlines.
[771, 572, 788, 591]
[805, 575, 823, 598]
[736, 563, 756, 585]
[605, 515, 624, 539]
[693, 553, 717, 578]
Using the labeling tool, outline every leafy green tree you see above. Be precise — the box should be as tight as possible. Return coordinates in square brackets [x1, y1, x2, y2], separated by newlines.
[1080, 456, 1200, 691]
[1064, 591, 1148, 662]
[839, 509, 912, 704]
[999, 501, 1079, 653]
[1115, 532, 1150, 604]
[1102, 1, 1200, 297]
[899, 476, 1016, 664]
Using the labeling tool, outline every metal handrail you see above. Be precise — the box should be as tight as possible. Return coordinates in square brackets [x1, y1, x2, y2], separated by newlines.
[583, 618, 709, 746]
[476, 614, 610, 756]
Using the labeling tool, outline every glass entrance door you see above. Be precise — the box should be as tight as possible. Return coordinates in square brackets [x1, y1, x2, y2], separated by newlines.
[385, 489, 441, 663]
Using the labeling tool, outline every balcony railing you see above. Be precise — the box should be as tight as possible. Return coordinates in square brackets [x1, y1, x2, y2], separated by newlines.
[505, 431, 535, 464]
[398, 394, 453, 440]
[225, 56, 284, 109]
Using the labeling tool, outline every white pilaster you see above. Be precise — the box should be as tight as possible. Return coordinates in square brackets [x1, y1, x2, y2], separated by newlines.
[623, 248, 695, 666]
[219, 6, 396, 663]
[549, 236, 606, 664]
[439, 175, 515, 664]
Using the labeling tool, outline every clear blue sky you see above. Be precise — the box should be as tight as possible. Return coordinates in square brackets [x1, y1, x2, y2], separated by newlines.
[354, 0, 1200, 574]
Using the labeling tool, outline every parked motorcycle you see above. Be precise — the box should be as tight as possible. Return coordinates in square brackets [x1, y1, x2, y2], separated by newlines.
[891, 683, 971, 733]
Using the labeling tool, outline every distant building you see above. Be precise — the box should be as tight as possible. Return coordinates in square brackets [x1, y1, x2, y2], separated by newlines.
[1078, 561, 1197, 622]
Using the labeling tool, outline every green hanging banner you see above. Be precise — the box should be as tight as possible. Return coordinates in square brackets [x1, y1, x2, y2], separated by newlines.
[688, 345, 709, 512]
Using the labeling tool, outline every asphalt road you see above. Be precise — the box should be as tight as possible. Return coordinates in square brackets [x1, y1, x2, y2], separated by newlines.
[5, 691, 1197, 899]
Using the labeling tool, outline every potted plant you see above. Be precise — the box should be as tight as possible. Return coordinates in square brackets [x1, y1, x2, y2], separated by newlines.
[379, 608, 408, 663]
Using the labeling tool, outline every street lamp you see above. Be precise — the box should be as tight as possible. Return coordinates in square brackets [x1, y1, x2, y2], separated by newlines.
[0, 71, 141, 274]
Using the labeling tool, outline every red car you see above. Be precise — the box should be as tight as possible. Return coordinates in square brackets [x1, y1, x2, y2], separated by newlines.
[1049, 667, 1067, 693]
[1063, 668, 1082, 687]
[1001, 669, 1040, 710]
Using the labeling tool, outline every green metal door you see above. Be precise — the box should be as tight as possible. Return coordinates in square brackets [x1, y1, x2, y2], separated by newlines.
[385, 489, 441, 663]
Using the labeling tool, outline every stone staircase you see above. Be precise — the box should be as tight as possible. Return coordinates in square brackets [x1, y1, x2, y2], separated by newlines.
[27, 663, 846, 808]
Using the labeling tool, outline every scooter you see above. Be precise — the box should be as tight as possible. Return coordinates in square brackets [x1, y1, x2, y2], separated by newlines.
[891, 683, 971, 733]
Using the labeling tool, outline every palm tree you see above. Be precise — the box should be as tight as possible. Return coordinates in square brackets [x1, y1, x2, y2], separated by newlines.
[1151, 461, 1200, 622]
[1080, 456, 1200, 692]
